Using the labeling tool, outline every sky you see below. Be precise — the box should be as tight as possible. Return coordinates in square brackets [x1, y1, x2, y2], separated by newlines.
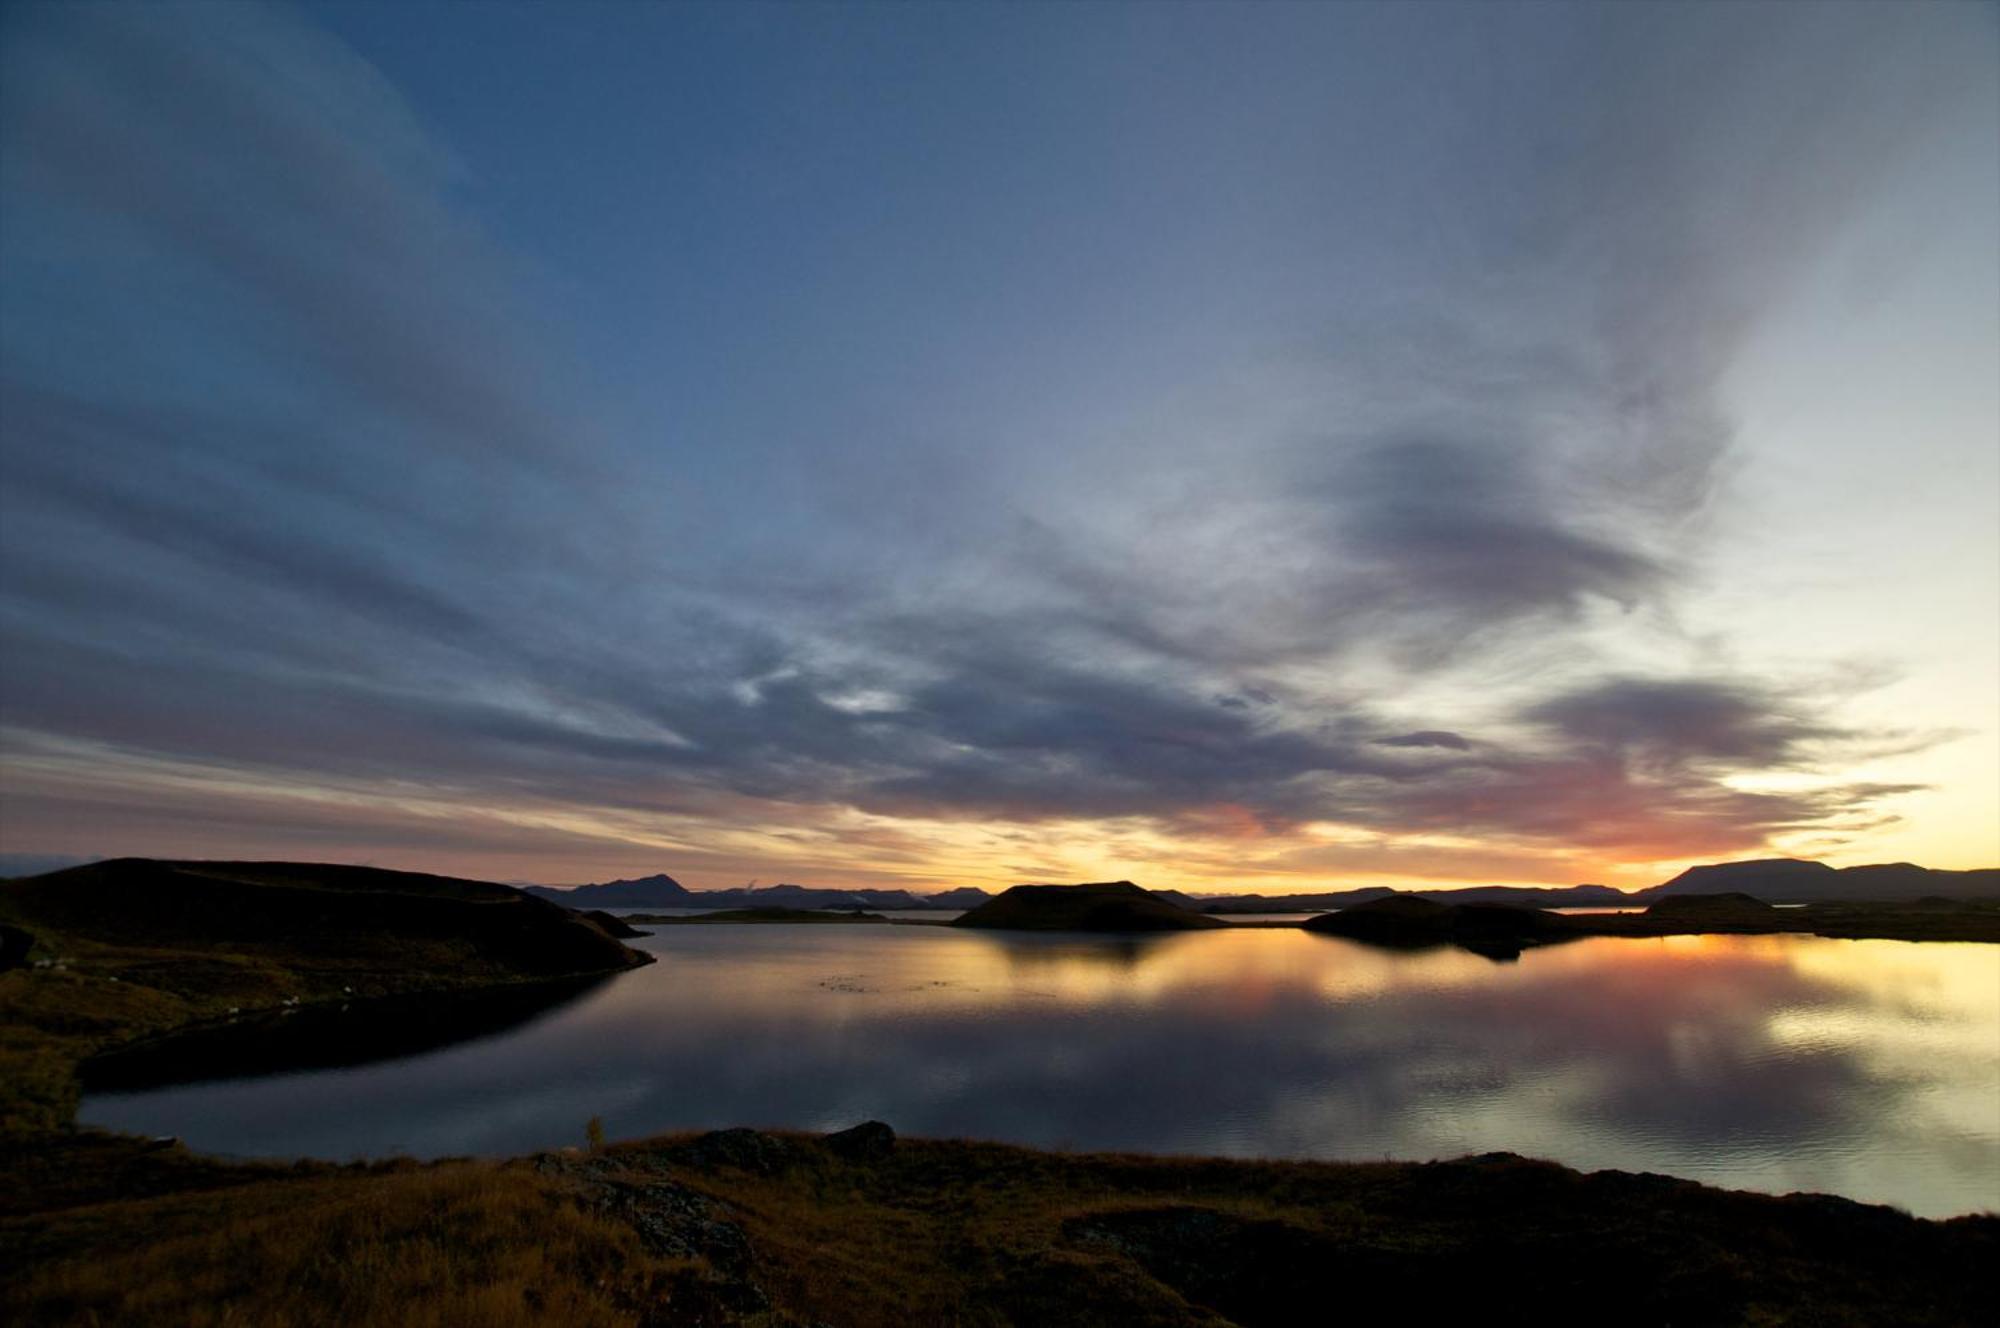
[1, 1, 1995, 894]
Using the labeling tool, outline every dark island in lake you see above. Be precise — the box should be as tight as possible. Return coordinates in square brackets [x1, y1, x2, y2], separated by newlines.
[1303, 893, 1577, 959]
[952, 881, 1228, 932]
[1305, 889, 2000, 959]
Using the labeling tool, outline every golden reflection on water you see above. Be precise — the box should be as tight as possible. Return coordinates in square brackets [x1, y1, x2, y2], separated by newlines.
[642, 925, 1998, 1020]
[600, 926, 1511, 1017]
[80, 924, 2000, 1217]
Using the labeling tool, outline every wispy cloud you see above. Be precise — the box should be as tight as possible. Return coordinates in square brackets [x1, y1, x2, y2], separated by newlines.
[0, 2, 1990, 887]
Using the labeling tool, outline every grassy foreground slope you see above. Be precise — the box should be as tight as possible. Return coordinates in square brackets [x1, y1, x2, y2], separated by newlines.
[0, 858, 649, 1132]
[5, 1126, 1994, 1327]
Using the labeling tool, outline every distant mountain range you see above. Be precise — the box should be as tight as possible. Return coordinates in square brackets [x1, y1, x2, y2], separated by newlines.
[522, 874, 695, 908]
[1201, 861, 2000, 910]
[1193, 884, 1634, 913]
[523, 857, 1999, 913]
[1645, 858, 2000, 903]
[523, 875, 990, 911]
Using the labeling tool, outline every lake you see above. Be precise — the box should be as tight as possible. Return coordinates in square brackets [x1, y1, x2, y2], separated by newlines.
[80, 924, 2000, 1217]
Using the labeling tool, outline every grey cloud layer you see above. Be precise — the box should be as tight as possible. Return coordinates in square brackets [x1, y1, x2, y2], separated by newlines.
[0, 2, 1982, 871]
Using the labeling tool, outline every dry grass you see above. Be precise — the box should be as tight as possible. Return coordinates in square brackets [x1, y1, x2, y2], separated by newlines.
[6, 1161, 675, 1327]
[561, 1132, 1998, 1328]
[7, 1125, 1996, 1327]
[0, 926, 338, 1133]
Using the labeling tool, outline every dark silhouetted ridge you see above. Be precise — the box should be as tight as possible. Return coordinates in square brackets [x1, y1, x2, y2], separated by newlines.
[1647, 859, 2000, 903]
[952, 881, 1227, 932]
[1304, 893, 1576, 959]
[1644, 892, 1775, 918]
[529, 875, 986, 911]
[4, 858, 649, 979]
[525, 872, 694, 909]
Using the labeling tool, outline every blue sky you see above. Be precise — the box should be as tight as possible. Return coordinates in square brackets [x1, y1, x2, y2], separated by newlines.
[2, 1, 1995, 891]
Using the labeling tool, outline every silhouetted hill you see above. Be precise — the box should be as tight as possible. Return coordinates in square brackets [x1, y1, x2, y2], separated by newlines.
[525, 873, 693, 908]
[1646, 859, 2000, 903]
[530, 876, 978, 911]
[697, 883, 929, 910]
[1194, 887, 1392, 912]
[1646, 859, 1834, 900]
[926, 886, 993, 908]
[1419, 883, 1630, 907]
[952, 881, 1227, 932]
[1196, 883, 1632, 912]
[1196, 859, 1999, 913]
[1301, 893, 1442, 936]
[1643, 892, 1776, 920]
[4, 859, 650, 980]
[1303, 895, 1574, 959]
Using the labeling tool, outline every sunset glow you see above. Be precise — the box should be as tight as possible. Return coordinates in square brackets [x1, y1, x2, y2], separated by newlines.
[2, 2, 1995, 892]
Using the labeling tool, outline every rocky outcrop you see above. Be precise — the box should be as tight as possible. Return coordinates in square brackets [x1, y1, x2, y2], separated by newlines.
[672, 1128, 806, 1176]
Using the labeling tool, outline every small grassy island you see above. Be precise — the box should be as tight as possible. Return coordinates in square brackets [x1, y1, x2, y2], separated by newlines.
[952, 881, 1229, 932]
[1304, 894, 1576, 959]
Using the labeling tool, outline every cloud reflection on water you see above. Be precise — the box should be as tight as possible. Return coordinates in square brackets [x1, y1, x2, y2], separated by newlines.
[81, 929, 2000, 1216]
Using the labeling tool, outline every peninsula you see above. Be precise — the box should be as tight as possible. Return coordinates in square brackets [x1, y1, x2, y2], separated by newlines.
[0, 858, 650, 1133]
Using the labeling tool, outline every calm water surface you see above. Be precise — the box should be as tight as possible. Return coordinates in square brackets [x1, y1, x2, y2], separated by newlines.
[82, 926, 2000, 1216]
